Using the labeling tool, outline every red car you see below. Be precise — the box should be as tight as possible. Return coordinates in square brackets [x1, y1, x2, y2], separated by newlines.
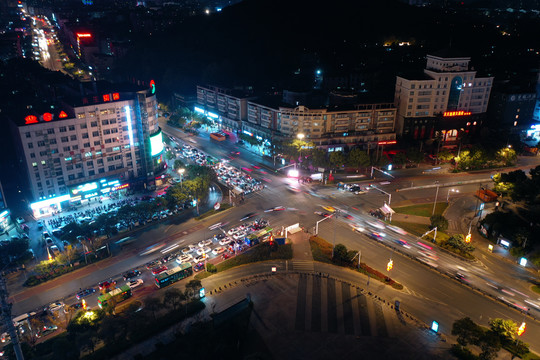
[98, 280, 116, 291]
[151, 265, 168, 276]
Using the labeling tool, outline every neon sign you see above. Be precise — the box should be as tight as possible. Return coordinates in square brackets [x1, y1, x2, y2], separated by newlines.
[378, 140, 397, 145]
[76, 33, 92, 38]
[150, 79, 156, 94]
[25, 115, 38, 124]
[443, 111, 471, 117]
[43, 113, 53, 122]
[59, 111, 68, 118]
[102, 93, 120, 102]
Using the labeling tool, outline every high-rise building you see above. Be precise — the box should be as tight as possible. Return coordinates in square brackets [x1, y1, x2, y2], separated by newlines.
[394, 51, 493, 142]
[9, 83, 162, 218]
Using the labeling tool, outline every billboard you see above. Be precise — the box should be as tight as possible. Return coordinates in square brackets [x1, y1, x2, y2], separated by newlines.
[150, 129, 164, 157]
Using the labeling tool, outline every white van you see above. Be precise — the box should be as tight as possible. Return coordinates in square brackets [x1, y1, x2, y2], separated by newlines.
[12, 312, 36, 326]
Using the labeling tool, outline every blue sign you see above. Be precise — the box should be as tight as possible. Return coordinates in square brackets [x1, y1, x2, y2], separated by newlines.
[199, 287, 206, 298]
[431, 321, 439, 333]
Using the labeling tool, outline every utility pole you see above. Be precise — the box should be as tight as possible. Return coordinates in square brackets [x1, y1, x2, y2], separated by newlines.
[0, 275, 24, 360]
[432, 181, 440, 216]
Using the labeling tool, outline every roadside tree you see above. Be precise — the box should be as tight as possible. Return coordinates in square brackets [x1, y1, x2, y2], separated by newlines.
[429, 214, 448, 231]
[347, 148, 371, 168]
[163, 288, 186, 310]
[329, 151, 345, 168]
[451, 317, 482, 346]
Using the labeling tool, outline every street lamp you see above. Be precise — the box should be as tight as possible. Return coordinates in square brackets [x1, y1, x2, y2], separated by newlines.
[297, 133, 305, 168]
[178, 168, 185, 188]
[432, 181, 440, 216]
[446, 188, 459, 203]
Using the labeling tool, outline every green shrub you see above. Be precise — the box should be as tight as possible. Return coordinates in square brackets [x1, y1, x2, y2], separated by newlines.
[206, 263, 217, 273]
[430, 214, 449, 231]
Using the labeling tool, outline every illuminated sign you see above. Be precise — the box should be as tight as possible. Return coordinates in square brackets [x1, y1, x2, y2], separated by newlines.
[71, 182, 98, 195]
[443, 111, 472, 117]
[59, 111, 68, 118]
[76, 33, 92, 38]
[25, 115, 38, 124]
[378, 140, 397, 145]
[103, 93, 120, 102]
[150, 79, 156, 94]
[124, 106, 134, 147]
[43, 113, 53, 122]
[150, 130, 164, 157]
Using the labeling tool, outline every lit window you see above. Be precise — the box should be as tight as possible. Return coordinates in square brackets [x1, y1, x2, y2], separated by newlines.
[32, 162, 37, 167]
[41, 160, 46, 165]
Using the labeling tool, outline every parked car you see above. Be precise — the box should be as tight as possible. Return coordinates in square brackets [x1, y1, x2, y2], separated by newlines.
[49, 245, 60, 257]
[98, 280, 116, 291]
[193, 262, 205, 272]
[176, 254, 193, 264]
[196, 247, 211, 256]
[212, 247, 226, 256]
[16, 217, 25, 224]
[46, 302, 65, 313]
[198, 239, 212, 248]
[181, 245, 197, 254]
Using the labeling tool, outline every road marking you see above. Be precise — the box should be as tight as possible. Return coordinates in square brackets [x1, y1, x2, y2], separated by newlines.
[164, 225, 173, 233]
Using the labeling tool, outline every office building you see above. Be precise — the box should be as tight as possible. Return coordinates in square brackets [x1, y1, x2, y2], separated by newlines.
[394, 52, 493, 141]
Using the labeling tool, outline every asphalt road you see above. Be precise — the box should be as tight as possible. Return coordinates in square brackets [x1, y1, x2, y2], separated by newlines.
[7, 123, 540, 354]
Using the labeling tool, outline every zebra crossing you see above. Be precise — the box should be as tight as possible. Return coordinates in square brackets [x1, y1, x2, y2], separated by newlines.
[292, 260, 315, 272]
[294, 274, 389, 337]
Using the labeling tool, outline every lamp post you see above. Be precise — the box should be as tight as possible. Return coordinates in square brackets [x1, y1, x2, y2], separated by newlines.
[297, 133, 305, 169]
[178, 168, 185, 189]
[432, 181, 440, 216]
[446, 188, 459, 203]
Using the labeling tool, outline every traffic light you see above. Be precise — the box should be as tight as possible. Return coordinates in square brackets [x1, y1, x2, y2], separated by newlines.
[517, 322, 526, 336]
[387, 259, 393, 271]
[465, 234, 472, 243]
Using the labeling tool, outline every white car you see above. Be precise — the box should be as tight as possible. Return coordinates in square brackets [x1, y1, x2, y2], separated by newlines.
[47, 302, 65, 313]
[196, 247, 211, 256]
[176, 254, 193, 264]
[212, 247, 226, 256]
[182, 245, 197, 254]
[198, 239, 212, 248]
[233, 232, 247, 240]
[127, 279, 144, 289]
[194, 254, 207, 263]
[219, 238, 232, 246]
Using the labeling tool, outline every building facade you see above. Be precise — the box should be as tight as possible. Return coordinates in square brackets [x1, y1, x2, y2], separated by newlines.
[11, 86, 161, 217]
[394, 53, 493, 141]
[196, 85, 253, 131]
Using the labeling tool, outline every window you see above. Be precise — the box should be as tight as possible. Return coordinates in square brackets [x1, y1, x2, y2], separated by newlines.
[103, 129, 111, 135]
[87, 161, 94, 167]
[102, 119, 109, 125]
[107, 156, 114, 162]
[110, 119, 116, 124]
[83, 142, 90, 148]
[37, 141, 45, 147]
[68, 125, 75, 131]
[70, 135, 77, 141]
[72, 145, 79, 150]
[114, 155, 122, 160]
[108, 165, 116, 171]
[39, 151, 48, 156]
[77, 113, 86, 119]
[111, 128, 118, 133]
[28, 143, 34, 149]
[63, 146, 70, 152]
[105, 138, 112, 144]
[49, 139, 57, 144]
[30, 153, 36, 158]
[75, 164, 82, 169]
[37, 182, 42, 188]
[89, 170, 95, 176]
[32, 162, 38, 167]
[82, 133, 89, 139]
[97, 159, 104, 164]
[94, 141, 101, 146]
[59, 126, 67, 132]
[92, 131, 99, 137]
[80, 123, 87, 129]
[90, 121, 98, 127]
[25, 132, 31, 138]
[47, 128, 55, 134]
[410, 84, 415, 89]
[61, 136, 68, 143]
[68, 175, 75, 180]
[98, 168, 105, 174]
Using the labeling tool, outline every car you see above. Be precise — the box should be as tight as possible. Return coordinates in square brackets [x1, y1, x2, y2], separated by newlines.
[76, 288, 96, 300]
[46, 302, 65, 313]
[196, 247, 211, 256]
[69, 302, 83, 311]
[36, 325, 58, 338]
[145, 260, 161, 269]
[198, 239, 212, 248]
[51, 229, 63, 237]
[151, 265, 168, 276]
[98, 280, 116, 291]
[176, 254, 193, 264]
[219, 238, 232, 246]
[16, 217, 25, 224]
[42, 231, 51, 240]
[264, 206, 285, 212]
[21, 224, 29, 232]
[193, 262, 205, 272]
[49, 245, 60, 257]
[369, 232, 384, 241]
[123, 270, 141, 280]
[394, 239, 411, 249]
[455, 273, 468, 282]
[37, 221, 44, 230]
[233, 232, 247, 240]
[127, 279, 144, 289]
[194, 254, 207, 263]
[314, 211, 331, 217]
[322, 206, 337, 213]
[181, 245, 197, 254]
[212, 247, 226, 256]
[45, 238, 54, 246]
[240, 212, 257, 221]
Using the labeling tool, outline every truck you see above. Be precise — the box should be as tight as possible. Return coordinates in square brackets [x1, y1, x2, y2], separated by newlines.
[476, 188, 498, 202]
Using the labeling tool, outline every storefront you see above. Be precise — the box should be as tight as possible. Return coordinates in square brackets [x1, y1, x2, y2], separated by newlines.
[30, 194, 71, 219]
[0, 210, 11, 233]
[69, 179, 129, 205]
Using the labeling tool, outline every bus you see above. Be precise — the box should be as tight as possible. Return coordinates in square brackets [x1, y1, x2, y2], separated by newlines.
[97, 285, 132, 309]
[155, 262, 193, 289]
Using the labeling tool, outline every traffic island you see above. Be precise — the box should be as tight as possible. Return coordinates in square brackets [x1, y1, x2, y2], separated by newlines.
[308, 236, 403, 290]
